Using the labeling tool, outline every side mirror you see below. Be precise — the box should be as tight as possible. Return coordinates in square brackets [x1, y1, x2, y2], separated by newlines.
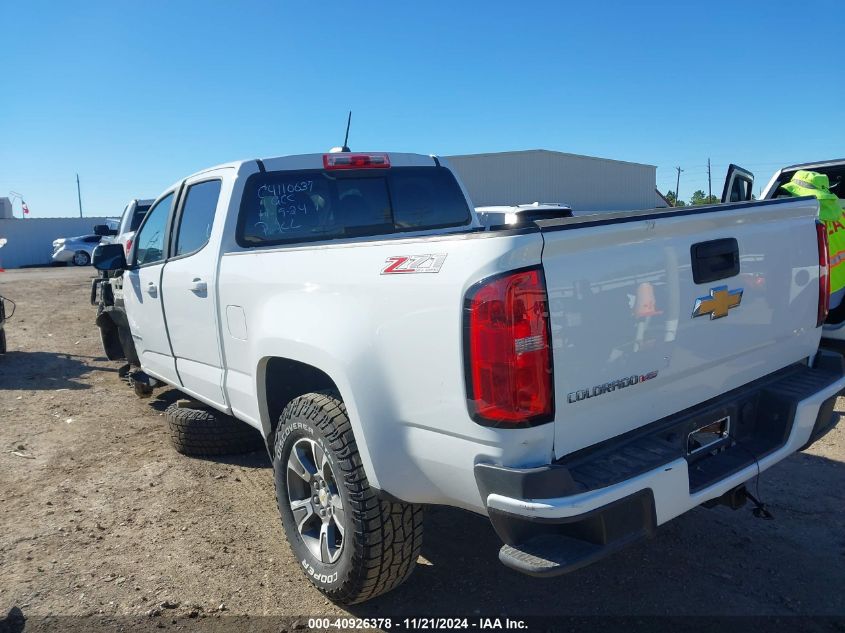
[93, 224, 118, 237]
[92, 243, 127, 271]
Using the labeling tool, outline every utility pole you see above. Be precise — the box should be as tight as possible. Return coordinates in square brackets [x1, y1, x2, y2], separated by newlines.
[707, 158, 712, 201]
[76, 174, 83, 218]
[675, 166, 684, 206]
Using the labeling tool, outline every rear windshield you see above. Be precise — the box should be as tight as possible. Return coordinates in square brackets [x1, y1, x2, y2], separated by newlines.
[237, 166, 471, 246]
[129, 204, 151, 232]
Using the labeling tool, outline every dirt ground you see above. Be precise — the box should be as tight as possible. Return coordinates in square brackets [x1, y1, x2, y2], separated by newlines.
[1, 267, 844, 632]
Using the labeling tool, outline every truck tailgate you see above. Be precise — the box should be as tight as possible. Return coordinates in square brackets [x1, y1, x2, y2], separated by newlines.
[538, 198, 823, 458]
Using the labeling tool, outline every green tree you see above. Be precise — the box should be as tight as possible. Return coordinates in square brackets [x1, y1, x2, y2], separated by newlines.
[665, 190, 687, 207]
[690, 190, 720, 206]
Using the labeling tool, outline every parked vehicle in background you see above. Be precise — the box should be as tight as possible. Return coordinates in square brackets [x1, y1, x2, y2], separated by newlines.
[723, 159, 845, 207]
[94, 150, 844, 605]
[724, 159, 845, 344]
[760, 160, 845, 203]
[90, 198, 153, 373]
[51, 234, 104, 266]
[475, 202, 572, 229]
[109, 198, 153, 253]
[92, 269, 140, 373]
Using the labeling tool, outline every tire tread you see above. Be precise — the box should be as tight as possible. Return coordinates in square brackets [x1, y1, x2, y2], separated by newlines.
[274, 391, 423, 604]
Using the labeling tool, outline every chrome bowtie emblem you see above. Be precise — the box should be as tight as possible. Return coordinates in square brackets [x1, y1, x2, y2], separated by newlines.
[692, 285, 743, 320]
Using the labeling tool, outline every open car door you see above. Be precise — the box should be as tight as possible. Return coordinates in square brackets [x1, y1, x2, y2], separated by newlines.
[721, 164, 755, 203]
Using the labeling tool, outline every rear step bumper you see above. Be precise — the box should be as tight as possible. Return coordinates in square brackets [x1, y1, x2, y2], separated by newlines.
[475, 352, 845, 577]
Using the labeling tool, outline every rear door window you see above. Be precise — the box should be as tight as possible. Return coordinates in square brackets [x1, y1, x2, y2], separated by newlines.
[174, 180, 221, 256]
[238, 167, 470, 246]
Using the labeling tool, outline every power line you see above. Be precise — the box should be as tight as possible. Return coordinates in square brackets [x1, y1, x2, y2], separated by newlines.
[660, 160, 796, 172]
[707, 158, 712, 200]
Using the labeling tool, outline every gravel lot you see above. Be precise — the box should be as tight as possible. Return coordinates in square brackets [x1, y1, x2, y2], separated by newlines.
[1, 267, 843, 632]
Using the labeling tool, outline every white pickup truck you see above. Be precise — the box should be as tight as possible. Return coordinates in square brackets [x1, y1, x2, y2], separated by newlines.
[93, 151, 844, 604]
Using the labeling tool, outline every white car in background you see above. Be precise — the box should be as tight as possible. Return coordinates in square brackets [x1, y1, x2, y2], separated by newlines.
[51, 234, 105, 266]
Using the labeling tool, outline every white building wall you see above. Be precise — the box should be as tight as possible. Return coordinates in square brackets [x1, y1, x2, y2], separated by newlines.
[0, 198, 13, 219]
[0, 217, 111, 269]
[445, 150, 657, 213]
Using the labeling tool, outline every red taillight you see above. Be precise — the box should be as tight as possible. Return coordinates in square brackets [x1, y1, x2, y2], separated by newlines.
[465, 268, 553, 426]
[323, 153, 390, 170]
[124, 238, 132, 255]
[817, 220, 830, 327]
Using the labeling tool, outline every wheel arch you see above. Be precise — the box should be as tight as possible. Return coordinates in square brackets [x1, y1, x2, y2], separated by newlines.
[256, 355, 383, 488]
[259, 356, 339, 440]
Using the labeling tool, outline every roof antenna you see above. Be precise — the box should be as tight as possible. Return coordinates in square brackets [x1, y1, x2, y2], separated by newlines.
[330, 111, 352, 153]
[342, 111, 352, 152]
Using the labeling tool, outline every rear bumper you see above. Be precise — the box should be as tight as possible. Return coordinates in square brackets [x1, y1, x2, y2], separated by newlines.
[475, 353, 845, 577]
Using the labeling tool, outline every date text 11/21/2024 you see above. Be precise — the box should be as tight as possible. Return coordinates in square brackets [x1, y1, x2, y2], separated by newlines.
[306, 617, 529, 630]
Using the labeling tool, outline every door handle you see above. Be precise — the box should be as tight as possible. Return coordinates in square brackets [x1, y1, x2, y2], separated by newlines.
[189, 278, 208, 294]
[146, 282, 158, 298]
[691, 238, 739, 284]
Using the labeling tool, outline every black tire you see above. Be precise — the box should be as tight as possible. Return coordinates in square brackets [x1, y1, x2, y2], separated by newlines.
[165, 403, 263, 456]
[273, 391, 423, 605]
[73, 251, 91, 266]
[96, 308, 125, 361]
[0, 329, 6, 354]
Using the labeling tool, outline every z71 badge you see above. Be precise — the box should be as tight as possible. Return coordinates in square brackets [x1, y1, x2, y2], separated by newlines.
[381, 254, 447, 275]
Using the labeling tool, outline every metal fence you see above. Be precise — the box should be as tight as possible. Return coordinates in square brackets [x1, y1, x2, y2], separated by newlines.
[0, 217, 112, 269]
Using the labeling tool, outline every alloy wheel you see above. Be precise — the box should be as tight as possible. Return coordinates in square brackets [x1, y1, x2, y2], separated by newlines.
[286, 437, 346, 564]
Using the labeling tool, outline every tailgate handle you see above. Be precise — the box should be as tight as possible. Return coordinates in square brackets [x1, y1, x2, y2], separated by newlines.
[691, 238, 739, 284]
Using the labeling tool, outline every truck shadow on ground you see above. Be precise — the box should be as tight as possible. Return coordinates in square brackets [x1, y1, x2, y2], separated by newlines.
[148, 388, 186, 412]
[345, 450, 845, 619]
[0, 351, 113, 390]
[206, 450, 270, 469]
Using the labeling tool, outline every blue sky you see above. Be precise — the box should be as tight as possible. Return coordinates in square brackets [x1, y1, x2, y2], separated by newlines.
[1, 0, 843, 218]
